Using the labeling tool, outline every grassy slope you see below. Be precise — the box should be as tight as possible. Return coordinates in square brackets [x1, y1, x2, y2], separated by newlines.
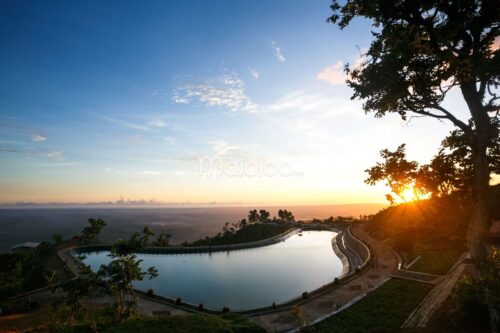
[409, 242, 464, 275]
[61, 314, 265, 333]
[305, 279, 433, 333]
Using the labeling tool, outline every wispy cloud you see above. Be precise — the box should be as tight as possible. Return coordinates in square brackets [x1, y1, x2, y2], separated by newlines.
[317, 61, 346, 85]
[44, 151, 64, 159]
[260, 90, 353, 116]
[318, 54, 367, 86]
[209, 140, 241, 157]
[30, 134, 47, 142]
[102, 116, 169, 131]
[271, 40, 286, 62]
[139, 170, 164, 176]
[172, 72, 256, 112]
[0, 147, 64, 160]
[102, 116, 151, 131]
[38, 161, 76, 167]
[164, 136, 176, 145]
[148, 119, 167, 128]
[105, 167, 127, 175]
[250, 68, 260, 79]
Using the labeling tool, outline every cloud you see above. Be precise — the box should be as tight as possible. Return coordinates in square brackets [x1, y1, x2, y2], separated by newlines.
[139, 171, 164, 176]
[102, 116, 151, 131]
[260, 90, 352, 116]
[209, 140, 241, 157]
[105, 167, 127, 175]
[318, 53, 368, 86]
[44, 151, 64, 159]
[30, 134, 47, 142]
[172, 73, 256, 112]
[250, 68, 260, 79]
[254, 90, 364, 143]
[102, 116, 170, 131]
[38, 162, 76, 167]
[271, 40, 286, 62]
[317, 61, 346, 85]
[148, 119, 167, 128]
[164, 136, 176, 145]
[0, 147, 64, 160]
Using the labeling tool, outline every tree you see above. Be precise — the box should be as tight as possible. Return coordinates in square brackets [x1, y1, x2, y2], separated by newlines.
[98, 245, 157, 320]
[55, 264, 103, 326]
[248, 209, 260, 223]
[278, 209, 295, 222]
[80, 218, 107, 244]
[259, 209, 271, 222]
[152, 232, 172, 247]
[328, 1, 499, 329]
[365, 144, 420, 202]
[52, 233, 63, 245]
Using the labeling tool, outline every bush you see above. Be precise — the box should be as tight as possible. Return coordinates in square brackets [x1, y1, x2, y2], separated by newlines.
[175, 297, 182, 305]
[302, 291, 309, 299]
[449, 276, 489, 328]
[147, 289, 154, 296]
[198, 303, 204, 311]
[222, 306, 230, 313]
[334, 278, 340, 285]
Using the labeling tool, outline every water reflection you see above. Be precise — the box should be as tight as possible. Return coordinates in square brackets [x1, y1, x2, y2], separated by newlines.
[82, 230, 343, 311]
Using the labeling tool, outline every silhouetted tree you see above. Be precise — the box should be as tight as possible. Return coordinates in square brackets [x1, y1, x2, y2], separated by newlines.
[259, 209, 271, 222]
[248, 209, 260, 223]
[329, 1, 499, 328]
[365, 144, 420, 202]
[278, 209, 295, 222]
[152, 232, 172, 247]
[80, 218, 107, 244]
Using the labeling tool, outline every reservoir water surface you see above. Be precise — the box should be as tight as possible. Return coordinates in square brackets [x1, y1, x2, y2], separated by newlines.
[81, 230, 343, 311]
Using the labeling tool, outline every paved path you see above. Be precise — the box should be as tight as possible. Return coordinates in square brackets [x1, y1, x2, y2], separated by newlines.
[401, 252, 468, 328]
[390, 270, 442, 284]
[249, 224, 399, 333]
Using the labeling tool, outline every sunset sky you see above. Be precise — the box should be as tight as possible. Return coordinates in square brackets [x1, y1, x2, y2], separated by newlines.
[0, 0, 473, 205]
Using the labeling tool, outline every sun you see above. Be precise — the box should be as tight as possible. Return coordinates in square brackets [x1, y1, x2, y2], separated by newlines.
[401, 185, 418, 202]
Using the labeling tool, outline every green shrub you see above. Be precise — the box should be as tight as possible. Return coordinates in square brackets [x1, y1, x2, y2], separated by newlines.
[449, 276, 490, 328]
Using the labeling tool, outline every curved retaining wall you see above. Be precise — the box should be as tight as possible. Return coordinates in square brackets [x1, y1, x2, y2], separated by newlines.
[344, 226, 371, 267]
[71, 227, 299, 256]
[64, 224, 373, 316]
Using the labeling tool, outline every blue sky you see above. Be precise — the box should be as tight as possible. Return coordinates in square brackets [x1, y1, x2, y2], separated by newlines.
[0, 1, 470, 204]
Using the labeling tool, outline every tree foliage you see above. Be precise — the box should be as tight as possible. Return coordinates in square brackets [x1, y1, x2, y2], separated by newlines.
[80, 218, 107, 244]
[98, 239, 158, 320]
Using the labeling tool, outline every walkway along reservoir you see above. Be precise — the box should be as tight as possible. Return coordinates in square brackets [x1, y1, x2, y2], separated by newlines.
[79, 230, 345, 311]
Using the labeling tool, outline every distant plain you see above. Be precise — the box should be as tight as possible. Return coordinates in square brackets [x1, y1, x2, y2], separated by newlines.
[0, 203, 384, 252]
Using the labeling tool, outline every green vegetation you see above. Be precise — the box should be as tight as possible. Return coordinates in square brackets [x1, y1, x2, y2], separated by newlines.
[187, 222, 291, 247]
[363, 185, 500, 275]
[0, 241, 63, 301]
[80, 218, 107, 244]
[409, 242, 464, 275]
[102, 314, 265, 333]
[45, 313, 265, 333]
[329, 1, 500, 328]
[304, 279, 433, 333]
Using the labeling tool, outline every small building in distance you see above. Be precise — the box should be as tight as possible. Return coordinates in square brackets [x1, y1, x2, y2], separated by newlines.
[11, 242, 40, 254]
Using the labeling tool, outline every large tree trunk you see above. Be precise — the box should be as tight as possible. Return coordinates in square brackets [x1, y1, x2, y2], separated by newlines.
[468, 141, 490, 271]
[462, 83, 498, 332]
[468, 135, 499, 333]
